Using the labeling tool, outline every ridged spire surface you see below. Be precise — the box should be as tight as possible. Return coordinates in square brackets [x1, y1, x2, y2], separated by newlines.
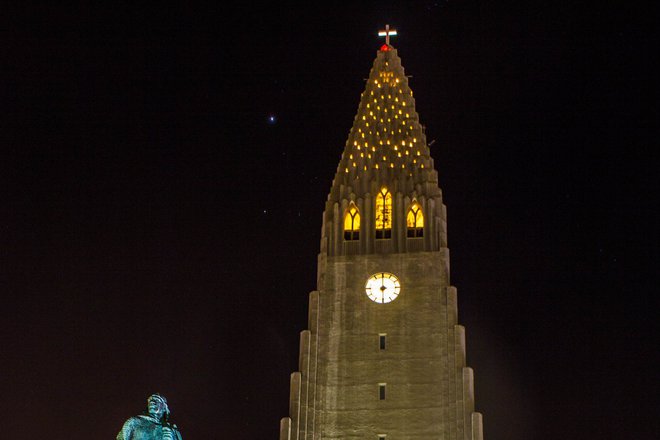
[321, 45, 446, 257]
[329, 45, 435, 201]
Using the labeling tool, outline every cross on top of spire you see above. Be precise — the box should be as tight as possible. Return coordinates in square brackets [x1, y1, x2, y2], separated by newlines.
[378, 24, 397, 46]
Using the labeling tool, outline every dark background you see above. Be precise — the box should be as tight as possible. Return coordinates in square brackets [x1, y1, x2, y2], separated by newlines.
[2, 1, 657, 439]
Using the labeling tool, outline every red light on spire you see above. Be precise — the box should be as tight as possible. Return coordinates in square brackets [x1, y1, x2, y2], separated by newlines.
[380, 44, 390, 51]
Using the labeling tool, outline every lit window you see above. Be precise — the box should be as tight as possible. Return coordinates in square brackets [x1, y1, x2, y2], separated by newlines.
[407, 201, 424, 238]
[343, 203, 360, 241]
[375, 188, 392, 239]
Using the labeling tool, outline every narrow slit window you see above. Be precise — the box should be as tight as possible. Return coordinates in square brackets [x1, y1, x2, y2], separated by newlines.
[343, 203, 360, 241]
[379, 383, 386, 400]
[406, 201, 424, 238]
[375, 187, 392, 239]
[379, 334, 386, 350]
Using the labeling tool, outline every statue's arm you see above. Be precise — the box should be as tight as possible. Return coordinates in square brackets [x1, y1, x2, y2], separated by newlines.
[116, 418, 135, 440]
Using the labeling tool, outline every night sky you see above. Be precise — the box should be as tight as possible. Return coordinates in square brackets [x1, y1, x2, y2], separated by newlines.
[3, 1, 657, 439]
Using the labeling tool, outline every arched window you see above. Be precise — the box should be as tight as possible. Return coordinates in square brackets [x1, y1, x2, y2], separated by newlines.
[375, 187, 392, 239]
[407, 201, 424, 238]
[343, 203, 360, 241]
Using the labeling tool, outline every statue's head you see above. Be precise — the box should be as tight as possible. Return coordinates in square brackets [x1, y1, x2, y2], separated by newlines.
[147, 393, 170, 420]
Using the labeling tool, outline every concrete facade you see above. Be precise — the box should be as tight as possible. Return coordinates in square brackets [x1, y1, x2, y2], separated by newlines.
[280, 44, 483, 440]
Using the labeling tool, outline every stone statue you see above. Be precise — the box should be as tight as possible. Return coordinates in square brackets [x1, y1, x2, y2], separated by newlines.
[117, 393, 183, 440]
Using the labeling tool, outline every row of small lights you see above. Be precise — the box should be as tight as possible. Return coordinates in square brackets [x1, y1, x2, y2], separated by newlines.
[342, 65, 426, 174]
[345, 70, 424, 173]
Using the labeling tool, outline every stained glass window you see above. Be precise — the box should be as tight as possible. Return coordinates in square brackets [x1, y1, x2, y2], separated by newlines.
[406, 202, 424, 238]
[343, 203, 360, 241]
[375, 187, 392, 239]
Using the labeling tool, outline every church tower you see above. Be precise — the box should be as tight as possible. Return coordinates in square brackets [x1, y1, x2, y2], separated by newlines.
[280, 28, 484, 440]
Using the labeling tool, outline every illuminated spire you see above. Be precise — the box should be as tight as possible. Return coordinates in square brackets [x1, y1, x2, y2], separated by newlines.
[321, 32, 445, 257]
[331, 40, 435, 190]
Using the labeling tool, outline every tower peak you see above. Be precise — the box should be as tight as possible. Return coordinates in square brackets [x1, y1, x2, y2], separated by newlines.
[320, 40, 443, 257]
[329, 43, 434, 196]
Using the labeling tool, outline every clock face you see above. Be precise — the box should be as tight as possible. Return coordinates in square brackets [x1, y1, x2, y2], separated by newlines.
[365, 272, 401, 304]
